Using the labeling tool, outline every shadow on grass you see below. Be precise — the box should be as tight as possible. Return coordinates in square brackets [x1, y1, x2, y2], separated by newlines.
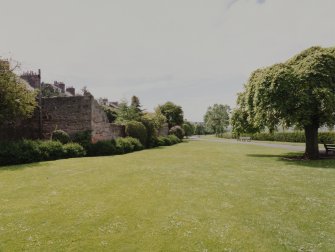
[247, 153, 335, 169]
[0, 161, 50, 171]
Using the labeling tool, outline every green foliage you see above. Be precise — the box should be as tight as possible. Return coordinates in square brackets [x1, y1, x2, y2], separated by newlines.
[220, 131, 335, 144]
[156, 135, 181, 146]
[125, 121, 147, 146]
[115, 100, 141, 123]
[87, 140, 117, 156]
[319, 132, 335, 143]
[115, 137, 144, 154]
[0, 140, 86, 166]
[84, 137, 144, 157]
[72, 130, 92, 149]
[101, 105, 118, 123]
[140, 114, 158, 147]
[131, 95, 143, 115]
[158, 102, 184, 128]
[0, 139, 41, 165]
[152, 109, 167, 129]
[39, 141, 65, 160]
[0, 61, 37, 124]
[63, 143, 86, 158]
[52, 130, 70, 144]
[232, 46, 335, 159]
[182, 121, 195, 138]
[169, 125, 185, 140]
[194, 123, 206, 135]
[204, 104, 230, 136]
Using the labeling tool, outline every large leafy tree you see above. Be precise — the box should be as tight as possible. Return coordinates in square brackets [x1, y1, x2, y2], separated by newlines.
[232, 46, 335, 159]
[204, 104, 230, 136]
[0, 61, 37, 125]
[158, 101, 184, 128]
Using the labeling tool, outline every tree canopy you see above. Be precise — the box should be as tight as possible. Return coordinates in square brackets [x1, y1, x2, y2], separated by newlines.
[0, 61, 37, 125]
[231, 46, 335, 159]
[158, 102, 184, 128]
[204, 104, 230, 136]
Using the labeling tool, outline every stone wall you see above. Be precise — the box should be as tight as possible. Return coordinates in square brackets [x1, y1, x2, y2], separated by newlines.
[0, 95, 125, 142]
[91, 99, 125, 143]
[41, 96, 92, 139]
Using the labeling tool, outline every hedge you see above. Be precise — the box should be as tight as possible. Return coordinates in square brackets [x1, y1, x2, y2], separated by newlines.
[220, 131, 335, 143]
[0, 135, 183, 166]
[125, 121, 148, 146]
[0, 140, 86, 166]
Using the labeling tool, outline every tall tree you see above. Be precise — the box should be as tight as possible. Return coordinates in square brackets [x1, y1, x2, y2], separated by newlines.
[131, 95, 143, 114]
[182, 121, 195, 138]
[231, 46, 335, 159]
[0, 61, 37, 125]
[204, 104, 230, 136]
[115, 100, 141, 123]
[158, 102, 184, 128]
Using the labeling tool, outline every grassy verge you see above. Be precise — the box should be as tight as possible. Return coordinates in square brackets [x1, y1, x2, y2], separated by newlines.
[0, 141, 334, 251]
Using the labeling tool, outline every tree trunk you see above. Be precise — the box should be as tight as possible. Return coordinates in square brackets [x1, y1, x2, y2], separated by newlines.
[304, 124, 319, 159]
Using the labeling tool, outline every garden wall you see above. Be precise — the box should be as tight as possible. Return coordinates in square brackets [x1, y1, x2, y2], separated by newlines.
[0, 95, 124, 142]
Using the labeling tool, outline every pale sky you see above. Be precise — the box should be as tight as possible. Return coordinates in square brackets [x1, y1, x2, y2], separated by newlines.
[1, 0, 335, 121]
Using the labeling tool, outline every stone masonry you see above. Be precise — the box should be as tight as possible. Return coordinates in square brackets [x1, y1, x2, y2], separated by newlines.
[0, 95, 125, 142]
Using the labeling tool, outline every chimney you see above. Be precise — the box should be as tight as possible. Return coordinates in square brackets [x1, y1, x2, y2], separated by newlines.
[66, 87, 75, 96]
[54, 81, 65, 93]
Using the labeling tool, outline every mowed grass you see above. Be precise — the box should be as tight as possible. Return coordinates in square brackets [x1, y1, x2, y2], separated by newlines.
[0, 141, 335, 251]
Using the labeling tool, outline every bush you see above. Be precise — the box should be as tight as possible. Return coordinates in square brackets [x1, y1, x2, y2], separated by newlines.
[140, 116, 158, 148]
[156, 135, 181, 147]
[125, 121, 148, 146]
[52, 130, 70, 144]
[63, 143, 86, 158]
[39, 141, 65, 160]
[72, 130, 92, 149]
[167, 135, 181, 144]
[219, 131, 335, 144]
[169, 125, 185, 140]
[87, 140, 117, 156]
[0, 139, 87, 166]
[115, 137, 143, 154]
[0, 140, 42, 165]
[319, 132, 335, 143]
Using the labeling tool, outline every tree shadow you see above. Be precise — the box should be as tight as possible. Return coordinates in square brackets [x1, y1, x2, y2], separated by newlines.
[247, 153, 335, 169]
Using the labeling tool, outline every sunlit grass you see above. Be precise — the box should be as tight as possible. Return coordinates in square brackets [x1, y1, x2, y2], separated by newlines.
[0, 140, 334, 251]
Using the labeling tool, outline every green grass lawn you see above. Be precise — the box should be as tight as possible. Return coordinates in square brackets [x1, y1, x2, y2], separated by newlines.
[1, 140, 335, 251]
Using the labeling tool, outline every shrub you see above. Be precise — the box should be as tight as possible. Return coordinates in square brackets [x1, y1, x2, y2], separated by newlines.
[72, 130, 92, 149]
[115, 137, 143, 154]
[63, 143, 86, 158]
[124, 137, 144, 151]
[52, 130, 70, 144]
[0, 140, 41, 165]
[169, 125, 185, 140]
[39, 141, 65, 160]
[125, 121, 148, 146]
[167, 135, 181, 144]
[87, 140, 117, 156]
[182, 122, 194, 138]
[156, 135, 181, 147]
[219, 131, 335, 144]
[319, 132, 335, 143]
[140, 115, 158, 148]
